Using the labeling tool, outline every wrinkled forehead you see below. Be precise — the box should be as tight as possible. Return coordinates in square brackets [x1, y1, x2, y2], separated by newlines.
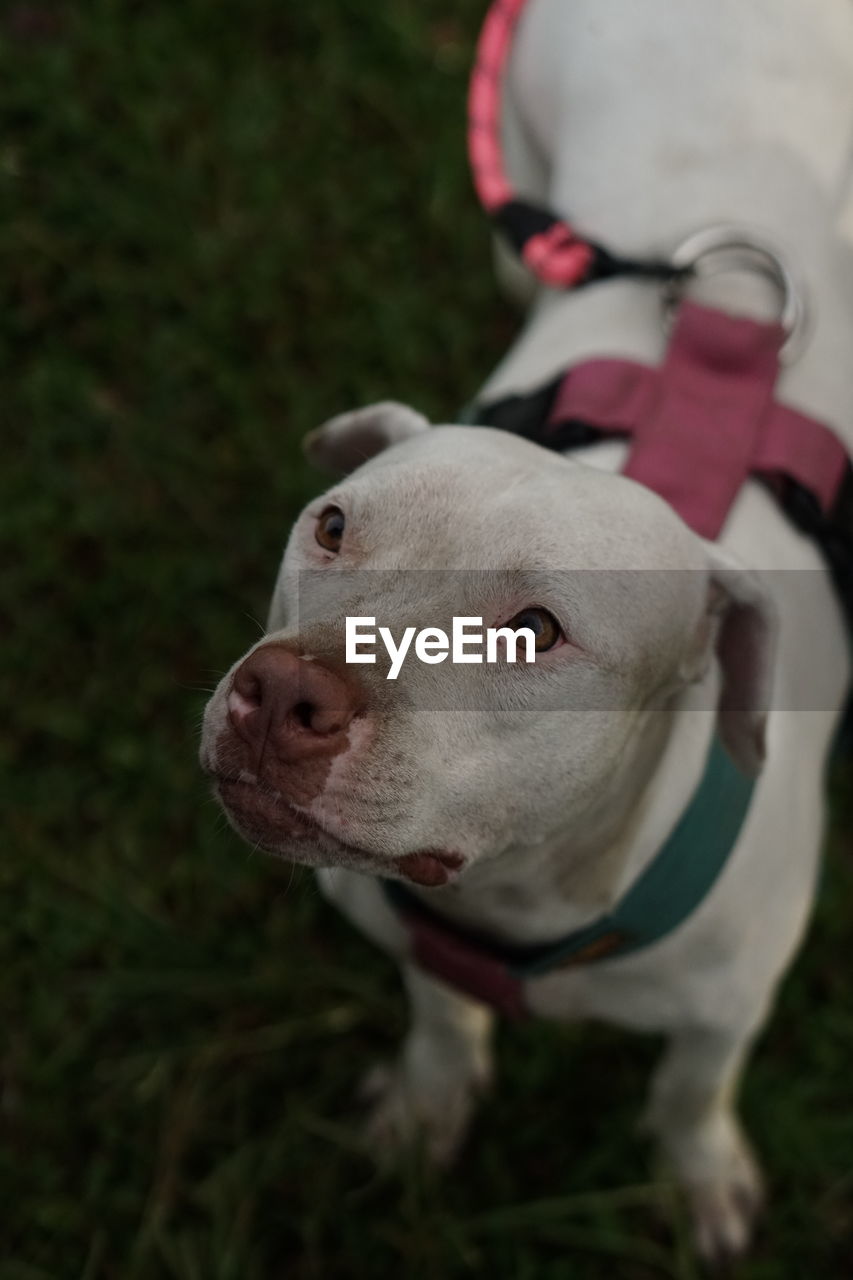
[317, 425, 703, 574]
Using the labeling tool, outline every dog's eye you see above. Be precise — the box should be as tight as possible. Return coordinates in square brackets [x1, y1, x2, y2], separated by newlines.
[506, 607, 563, 652]
[315, 505, 345, 552]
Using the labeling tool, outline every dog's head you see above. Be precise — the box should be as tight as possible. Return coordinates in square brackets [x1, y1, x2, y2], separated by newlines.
[200, 402, 775, 889]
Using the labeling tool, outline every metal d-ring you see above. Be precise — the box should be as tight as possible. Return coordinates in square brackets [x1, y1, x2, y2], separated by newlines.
[662, 225, 808, 362]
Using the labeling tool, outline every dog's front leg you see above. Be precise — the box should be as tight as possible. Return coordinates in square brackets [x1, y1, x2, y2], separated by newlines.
[362, 963, 494, 1168]
[644, 1022, 765, 1266]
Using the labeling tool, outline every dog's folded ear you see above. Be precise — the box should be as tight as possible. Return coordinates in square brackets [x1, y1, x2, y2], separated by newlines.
[703, 546, 778, 777]
[303, 401, 431, 475]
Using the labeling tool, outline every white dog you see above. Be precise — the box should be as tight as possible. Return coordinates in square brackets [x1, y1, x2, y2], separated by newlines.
[201, 0, 853, 1263]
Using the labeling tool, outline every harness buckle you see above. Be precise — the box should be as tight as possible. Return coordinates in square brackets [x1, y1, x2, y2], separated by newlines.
[662, 225, 808, 362]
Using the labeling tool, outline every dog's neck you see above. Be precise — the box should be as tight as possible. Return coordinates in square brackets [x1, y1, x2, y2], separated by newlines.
[424, 669, 719, 948]
[482, 0, 853, 450]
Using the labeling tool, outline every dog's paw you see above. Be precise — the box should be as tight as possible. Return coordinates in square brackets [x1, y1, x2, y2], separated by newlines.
[686, 1146, 765, 1270]
[358, 1056, 489, 1169]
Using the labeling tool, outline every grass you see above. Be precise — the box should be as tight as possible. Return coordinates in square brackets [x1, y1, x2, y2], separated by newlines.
[2, 1, 852, 1276]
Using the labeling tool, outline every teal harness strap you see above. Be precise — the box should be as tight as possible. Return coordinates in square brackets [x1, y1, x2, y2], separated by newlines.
[382, 737, 755, 1015]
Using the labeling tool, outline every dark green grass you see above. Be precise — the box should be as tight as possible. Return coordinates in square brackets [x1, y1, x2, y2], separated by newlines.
[2, 2, 851, 1276]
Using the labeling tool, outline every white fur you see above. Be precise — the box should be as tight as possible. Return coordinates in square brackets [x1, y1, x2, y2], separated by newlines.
[201, 2, 853, 1263]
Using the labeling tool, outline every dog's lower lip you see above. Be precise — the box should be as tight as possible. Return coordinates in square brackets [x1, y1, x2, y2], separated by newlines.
[213, 777, 464, 880]
[396, 851, 465, 887]
[214, 777, 325, 835]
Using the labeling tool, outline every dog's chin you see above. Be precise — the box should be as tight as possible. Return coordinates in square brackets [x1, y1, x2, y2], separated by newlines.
[212, 778, 465, 887]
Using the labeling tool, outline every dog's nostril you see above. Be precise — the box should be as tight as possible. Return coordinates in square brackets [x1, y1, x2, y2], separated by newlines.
[292, 700, 314, 729]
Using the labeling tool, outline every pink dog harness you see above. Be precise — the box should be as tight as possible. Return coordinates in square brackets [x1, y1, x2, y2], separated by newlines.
[382, 0, 853, 1018]
[465, 0, 850, 542]
[544, 300, 847, 539]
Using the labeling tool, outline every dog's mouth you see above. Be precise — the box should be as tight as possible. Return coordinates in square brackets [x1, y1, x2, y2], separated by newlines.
[212, 776, 465, 887]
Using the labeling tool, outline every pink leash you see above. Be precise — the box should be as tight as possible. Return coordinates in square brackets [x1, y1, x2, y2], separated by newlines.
[468, 0, 594, 286]
[468, 0, 674, 288]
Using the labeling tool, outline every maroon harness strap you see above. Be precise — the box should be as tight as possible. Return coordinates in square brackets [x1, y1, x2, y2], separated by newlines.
[402, 908, 630, 1020]
[406, 912, 529, 1020]
[546, 301, 847, 539]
